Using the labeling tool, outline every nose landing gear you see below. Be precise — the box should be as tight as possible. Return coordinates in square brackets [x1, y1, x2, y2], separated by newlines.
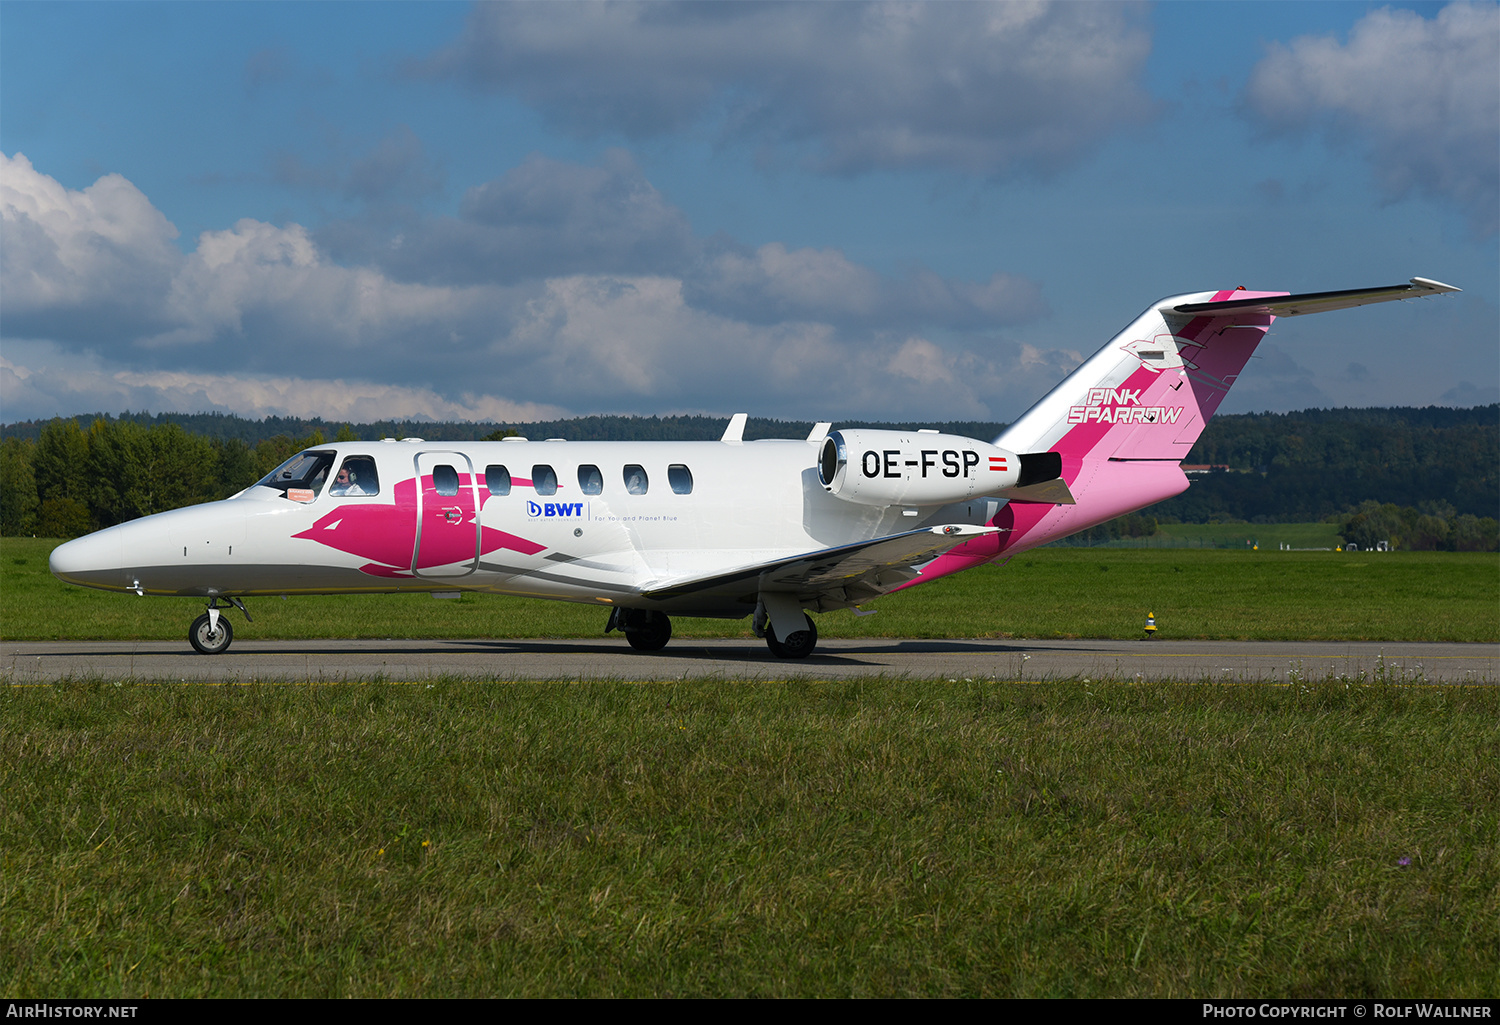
[188, 597, 251, 655]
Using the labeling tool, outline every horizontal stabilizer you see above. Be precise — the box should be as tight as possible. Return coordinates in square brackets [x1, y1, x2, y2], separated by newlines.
[643, 524, 998, 609]
[1173, 278, 1460, 318]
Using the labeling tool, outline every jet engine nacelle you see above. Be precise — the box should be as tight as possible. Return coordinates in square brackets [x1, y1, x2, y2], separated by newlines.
[818, 429, 1026, 507]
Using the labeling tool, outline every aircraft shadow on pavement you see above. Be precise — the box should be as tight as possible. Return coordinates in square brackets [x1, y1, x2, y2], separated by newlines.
[12, 637, 1104, 661]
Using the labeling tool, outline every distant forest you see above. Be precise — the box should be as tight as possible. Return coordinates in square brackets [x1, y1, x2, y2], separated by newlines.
[0, 410, 1011, 445]
[1154, 404, 1498, 523]
[3, 406, 1496, 548]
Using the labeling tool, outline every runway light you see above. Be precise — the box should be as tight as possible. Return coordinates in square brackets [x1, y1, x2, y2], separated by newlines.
[1144, 611, 1157, 639]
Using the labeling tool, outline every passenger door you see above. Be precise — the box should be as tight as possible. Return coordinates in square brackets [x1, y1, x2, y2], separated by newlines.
[413, 451, 479, 577]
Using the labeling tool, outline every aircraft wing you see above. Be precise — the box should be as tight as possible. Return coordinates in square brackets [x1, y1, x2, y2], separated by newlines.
[1173, 277, 1460, 318]
[642, 524, 999, 612]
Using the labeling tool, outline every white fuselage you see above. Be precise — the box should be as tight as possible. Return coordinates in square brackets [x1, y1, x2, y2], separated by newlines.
[48, 434, 1006, 619]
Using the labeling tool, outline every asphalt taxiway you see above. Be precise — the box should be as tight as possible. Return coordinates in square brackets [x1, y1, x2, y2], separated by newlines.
[3, 638, 1494, 684]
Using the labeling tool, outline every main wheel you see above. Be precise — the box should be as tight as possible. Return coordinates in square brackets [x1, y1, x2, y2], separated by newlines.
[189, 613, 233, 655]
[766, 613, 817, 659]
[625, 611, 672, 652]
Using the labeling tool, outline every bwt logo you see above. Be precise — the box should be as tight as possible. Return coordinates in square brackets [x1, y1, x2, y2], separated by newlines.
[528, 501, 584, 518]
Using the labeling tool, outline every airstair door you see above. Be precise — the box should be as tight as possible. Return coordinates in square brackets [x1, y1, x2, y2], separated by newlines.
[413, 451, 480, 577]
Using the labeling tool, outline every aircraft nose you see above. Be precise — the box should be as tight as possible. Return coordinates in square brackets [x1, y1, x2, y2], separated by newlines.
[49, 527, 126, 589]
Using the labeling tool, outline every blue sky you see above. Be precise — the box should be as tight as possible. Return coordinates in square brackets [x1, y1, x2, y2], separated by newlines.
[2, 1, 1495, 425]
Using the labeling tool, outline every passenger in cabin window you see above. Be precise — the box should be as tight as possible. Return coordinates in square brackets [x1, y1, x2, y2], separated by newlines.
[625, 465, 648, 495]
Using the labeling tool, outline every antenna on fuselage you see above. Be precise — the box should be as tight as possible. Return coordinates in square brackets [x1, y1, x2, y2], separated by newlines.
[721, 413, 748, 443]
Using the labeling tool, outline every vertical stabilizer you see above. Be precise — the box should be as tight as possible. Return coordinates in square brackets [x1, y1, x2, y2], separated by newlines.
[997, 288, 1283, 464]
[982, 289, 1284, 554]
[897, 278, 1459, 581]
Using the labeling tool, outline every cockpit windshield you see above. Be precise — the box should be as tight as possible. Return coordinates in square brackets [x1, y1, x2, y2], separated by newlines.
[254, 450, 336, 501]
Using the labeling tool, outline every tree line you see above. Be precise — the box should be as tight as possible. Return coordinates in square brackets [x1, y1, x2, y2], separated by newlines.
[1154, 405, 1497, 522]
[0, 419, 353, 537]
[2, 406, 1495, 549]
[0, 410, 1012, 446]
[1335, 500, 1497, 552]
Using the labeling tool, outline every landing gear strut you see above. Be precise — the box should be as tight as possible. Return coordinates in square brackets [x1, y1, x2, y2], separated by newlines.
[188, 597, 250, 655]
[766, 613, 818, 659]
[605, 608, 673, 652]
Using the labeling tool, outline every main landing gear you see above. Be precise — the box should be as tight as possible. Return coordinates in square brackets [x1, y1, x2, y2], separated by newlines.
[603, 606, 819, 658]
[605, 608, 673, 652]
[765, 613, 818, 659]
[188, 597, 251, 655]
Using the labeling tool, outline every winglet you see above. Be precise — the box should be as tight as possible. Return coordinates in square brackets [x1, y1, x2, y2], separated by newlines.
[806, 422, 832, 444]
[721, 413, 747, 443]
[1410, 277, 1461, 294]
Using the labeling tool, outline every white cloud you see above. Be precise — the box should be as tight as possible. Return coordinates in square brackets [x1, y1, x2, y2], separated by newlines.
[148, 218, 495, 364]
[418, 1, 1154, 176]
[2, 153, 1058, 424]
[1245, 2, 1500, 236]
[0, 152, 182, 339]
[0, 343, 563, 424]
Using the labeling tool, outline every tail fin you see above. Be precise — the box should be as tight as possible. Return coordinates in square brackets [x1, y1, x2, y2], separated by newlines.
[987, 278, 1460, 553]
[910, 279, 1459, 575]
[999, 287, 1281, 465]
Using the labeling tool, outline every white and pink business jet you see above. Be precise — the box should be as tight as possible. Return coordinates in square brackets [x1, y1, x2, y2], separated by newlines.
[51, 278, 1459, 658]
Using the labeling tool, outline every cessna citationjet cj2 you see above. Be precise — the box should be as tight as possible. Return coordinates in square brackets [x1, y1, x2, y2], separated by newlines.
[51, 278, 1459, 657]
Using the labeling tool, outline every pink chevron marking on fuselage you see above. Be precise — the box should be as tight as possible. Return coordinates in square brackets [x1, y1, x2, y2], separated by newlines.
[293, 478, 420, 574]
[293, 476, 546, 576]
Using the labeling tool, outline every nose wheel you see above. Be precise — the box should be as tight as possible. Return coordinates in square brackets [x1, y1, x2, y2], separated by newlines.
[188, 597, 250, 654]
[189, 612, 233, 654]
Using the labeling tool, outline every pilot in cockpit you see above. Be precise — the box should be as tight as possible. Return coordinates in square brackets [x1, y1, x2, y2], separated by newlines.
[330, 457, 378, 497]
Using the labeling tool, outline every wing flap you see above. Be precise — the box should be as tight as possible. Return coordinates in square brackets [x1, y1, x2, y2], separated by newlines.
[642, 524, 998, 609]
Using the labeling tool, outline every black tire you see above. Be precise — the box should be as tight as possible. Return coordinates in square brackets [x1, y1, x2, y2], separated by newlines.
[625, 611, 672, 652]
[766, 613, 817, 659]
[189, 612, 233, 655]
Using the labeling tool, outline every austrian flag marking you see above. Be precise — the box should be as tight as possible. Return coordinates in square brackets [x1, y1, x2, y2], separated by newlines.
[989, 457, 1008, 472]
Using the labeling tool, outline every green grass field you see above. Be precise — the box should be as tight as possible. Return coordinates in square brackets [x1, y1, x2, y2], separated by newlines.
[5, 535, 1497, 997]
[1, 678, 1494, 997]
[5, 536, 1497, 643]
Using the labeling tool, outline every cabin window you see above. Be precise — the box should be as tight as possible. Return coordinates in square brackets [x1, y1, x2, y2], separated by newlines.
[331, 456, 379, 497]
[433, 464, 460, 497]
[623, 464, 649, 495]
[668, 464, 693, 495]
[532, 465, 558, 496]
[578, 464, 603, 495]
[485, 465, 511, 496]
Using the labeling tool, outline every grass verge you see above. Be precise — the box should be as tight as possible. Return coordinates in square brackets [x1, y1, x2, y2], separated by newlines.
[1, 677, 1495, 997]
[5, 537, 1497, 642]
